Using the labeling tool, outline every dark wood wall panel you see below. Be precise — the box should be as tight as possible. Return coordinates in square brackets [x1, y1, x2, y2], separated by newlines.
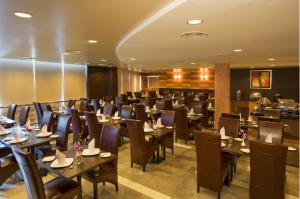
[87, 66, 118, 99]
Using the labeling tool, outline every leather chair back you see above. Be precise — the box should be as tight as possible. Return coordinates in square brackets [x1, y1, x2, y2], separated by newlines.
[85, 111, 101, 147]
[104, 96, 113, 103]
[19, 106, 30, 126]
[103, 102, 114, 116]
[115, 97, 123, 105]
[174, 108, 189, 140]
[126, 119, 147, 150]
[135, 104, 146, 124]
[7, 104, 17, 120]
[117, 102, 125, 116]
[42, 104, 53, 112]
[258, 116, 281, 123]
[127, 92, 133, 97]
[221, 112, 240, 119]
[66, 109, 82, 143]
[185, 95, 194, 109]
[194, 131, 223, 192]
[178, 96, 185, 105]
[55, 114, 71, 150]
[161, 110, 175, 127]
[192, 102, 206, 114]
[134, 92, 141, 99]
[33, 102, 43, 128]
[120, 105, 132, 119]
[42, 111, 54, 132]
[12, 146, 46, 199]
[91, 99, 100, 112]
[198, 94, 208, 101]
[258, 121, 283, 144]
[249, 141, 287, 199]
[263, 109, 281, 118]
[67, 99, 76, 108]
[147, 98, 156, 109]
[164, 99, 173, 110]
[120, 94, 128, 104]
[79, 99, 88, 112]
[155, 101, 165, 110]
[218, 117, 240, 138]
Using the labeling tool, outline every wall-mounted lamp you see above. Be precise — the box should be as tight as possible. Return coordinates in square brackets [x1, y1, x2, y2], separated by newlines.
[199, 68, 209, 80]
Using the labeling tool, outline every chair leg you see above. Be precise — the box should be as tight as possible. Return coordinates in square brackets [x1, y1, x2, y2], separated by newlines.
[157, 149, 159, 164]
[131, 162, 133, 168]
[143, 165, 146, 172]
[197, 184, 200, 193]
[163, 147, 166, 160]
[115, 183, 119, 192]
[93, 182, 98, 199]
[218, 192, 220, 199]
[102, 181, 105, 186]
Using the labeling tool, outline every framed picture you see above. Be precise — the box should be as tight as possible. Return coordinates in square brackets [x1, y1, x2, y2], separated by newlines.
[250, 70, 272, 89]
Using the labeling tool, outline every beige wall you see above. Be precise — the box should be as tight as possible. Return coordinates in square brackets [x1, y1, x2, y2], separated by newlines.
[117, 66, 141, 95]
[0, 58, 86, 107]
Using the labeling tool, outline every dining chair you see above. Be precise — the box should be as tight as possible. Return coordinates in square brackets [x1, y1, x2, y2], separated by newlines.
[65, 108, 88, 143]
[83, 124, 120, 199]
[127, 91, 133, 97]
[103, 102, 114, 116]
[155, 101, 165, 110]
[135, 104, 146, 124]
[42, 104, 53, 112]
[85, 111, 101, 148]
[249, 141, 287, 199]
[115, 97, 123, 106]
[35, 115, 72, 158]
[185, 95, 194, 109]
[0, 152, 19, 186]
[104, 96, 113, 103]
[126, 119, 159, 171]
[258, 116, 281, 123]
[91, 99, 100, 112]
[119, 105, 132, 139]
[19, 106, 30, 126]
[174, 108, 193, 144]
[79, 99, 89, 113]
[67, 99, 76, 108]
[192, 102, 208, 126]
[7, 104, 17, 120]
[33, 102, 44, 128]
[263, 108, 281, 118]
[194, 131, 230, 199]
[134, 92, 141, 99]
[42, 111, 54, 132]
[221, 113, 240, 119]
[12, 146, 81, 199]
[117, 102, 125, 116]
[157, 110, 176, 156]
[147, 98, 156, 109]
[120, 94, 128, 104]
[258, 120, 283, 144]
[178, 96, 185, 105]
[164, 99, 173, 110]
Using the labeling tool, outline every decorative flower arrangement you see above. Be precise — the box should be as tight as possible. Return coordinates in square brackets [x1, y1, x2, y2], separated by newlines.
[239, 129, 248, 140]
[74, 141, 82, 153]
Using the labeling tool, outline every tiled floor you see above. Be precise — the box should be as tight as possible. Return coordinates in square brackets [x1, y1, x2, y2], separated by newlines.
[0, 134, 299, 199]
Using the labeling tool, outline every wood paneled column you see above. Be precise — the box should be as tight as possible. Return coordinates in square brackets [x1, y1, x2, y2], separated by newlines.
[214, 63, 231, 128]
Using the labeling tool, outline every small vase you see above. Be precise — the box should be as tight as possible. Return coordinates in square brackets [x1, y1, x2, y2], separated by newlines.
[241, 139, 246, 147]
[75, 151, 82, 165]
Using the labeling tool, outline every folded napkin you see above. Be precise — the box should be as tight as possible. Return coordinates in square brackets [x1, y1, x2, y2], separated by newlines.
[157, 118, 162, 126]
[145, 106, 150, 111]
[110, 101, 113, 104]
[190, 108, 194, 114]
[153, 105, 157, 110]
[71, 105, 75, 109]
[56, 150, 65, 165]
[88, 139, 95, 152]
[208, 103, 212, 108]
[194, 96, 199, 101]
[25, 119, 31, 129]
[0, 125, 5, 132]
[174, 100, 179, 106]
[13, 130, 20, 141]
[144, 122, 151, 130]
[241, 139, 246, 147]
[114, 111, 119, 118]
[265, 134, 273, 143]
[99, 99, 103, 105]
[220, 127, 226, 138]
[41, 125, 48, 135]
[248, 116, 253, 122]
[97, 109, 101, 115]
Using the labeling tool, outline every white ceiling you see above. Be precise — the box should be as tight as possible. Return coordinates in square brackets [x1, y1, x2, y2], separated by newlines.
[0, 0, 172, 66]
[116, 0, 299, 69]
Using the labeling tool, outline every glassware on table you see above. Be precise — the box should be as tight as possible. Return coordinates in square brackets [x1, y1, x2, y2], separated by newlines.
[228, 137, 233, 147]
[74, 142, 82, 165]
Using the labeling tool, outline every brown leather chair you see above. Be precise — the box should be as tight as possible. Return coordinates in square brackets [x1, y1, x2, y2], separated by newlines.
[221, 112, 240, 119]
[194, 131, 230, 198]
[192, 102, 208, 126]
[0, 153, 19, 186]
[35, 115, 72, 157]
[12, 146, 81, 199]
[7, 104, 17, 120]
[115, 97, 123, 106]
[116, 102, 125, 116]
[258, 116, 281, 123]
[103, 102, 114, 116]
[178, 96, 185, 105]
[67, 99, 76, 108]
[258, 121, 283, 144]
[119, 105, 132, 139]
[249, 141, 287, 199]
[66, 108, 88, 142]
[79, 99, 89, 113]
[104, 96, 113, 103]
[164, 99, 173, 110]
[263, 108, 281, 118]
[91, 99, 100, 112]
[42, 104, 53, 112]
[155, 101, 165, 110]
[218, 117, 240, 138]
[135, 104, 146, 124]
[134, 92, 141, 99]
[175, 108, 193, 144]
[19, 106, 30, 126]
[127, 91, 133, 97]
[126, 119, 159, 171]
[147, 98, 156, 109]
[158, 110, 176, 156]
[83, 124, 120, 199]
[42, 111, 54, 132]
[85, 111, 101, 147]
[33, 102, 44, 128]
[120, 94, 128, 104]
[185, 95, 194, 109]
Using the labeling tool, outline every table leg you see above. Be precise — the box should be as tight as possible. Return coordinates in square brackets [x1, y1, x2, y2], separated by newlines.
[77, 176, 82, 199]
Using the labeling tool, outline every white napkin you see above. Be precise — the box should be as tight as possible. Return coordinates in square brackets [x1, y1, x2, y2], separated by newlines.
[220, 127, 226, 139]
[110, 101, 113, 104]
[13, 130, 20, 141]
[265, 134, 273, 143]
[88, 139, 95, 152]
[146, 106, 150, 111]
[56, 150, 65, 165]
[99, 99, 103, 105]
[174, 100, 179, 106]
[157, 118, 162, 126]
[248, 116, 253, 122]
[153, 105, 157, 110]
[41, 125, 48, 135]
[25, 119, 31, 129]
[0, 125, 5, 132]
[208, 103, 212, 108]
[190, 108, 194, 114]
[144, 122, 150, 131]
[71, 105, 75, 109]
[97, 109, 101, 116]
[114, 111, 119, 118]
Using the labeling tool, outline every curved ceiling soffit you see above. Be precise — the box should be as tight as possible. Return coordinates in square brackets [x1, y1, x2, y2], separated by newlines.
[116, 0, 187, 65]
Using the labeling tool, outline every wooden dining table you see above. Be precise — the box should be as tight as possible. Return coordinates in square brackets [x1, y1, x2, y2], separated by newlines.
[0, 116, 16, 127]
[38, 149, 115, 199]
[221, 139, 299, 167]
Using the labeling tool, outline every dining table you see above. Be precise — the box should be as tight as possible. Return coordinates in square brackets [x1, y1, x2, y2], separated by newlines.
[38, 149, 115, 199]
[221, 138, 299, 167]
[0, 116, 16, 127]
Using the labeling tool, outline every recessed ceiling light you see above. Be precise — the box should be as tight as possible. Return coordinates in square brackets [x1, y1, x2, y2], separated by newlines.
[87, 40, 98, 44]
[14, 12, 32, 18]
[187, 19, 203, 25]
[97, 63, 106, 66]
[100, 59, 107, 62]
[129, 58, 136, 61]
[190, 62, 196, 65]
[64, 52, 70, 55]
[250, 66, 255, 68]
[180, 31, 207, 39]
[233, 49, 242, 52]
[268, 58, 276, 61]
[64, 50, 81, 54]
[271, 64, 276, 66]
